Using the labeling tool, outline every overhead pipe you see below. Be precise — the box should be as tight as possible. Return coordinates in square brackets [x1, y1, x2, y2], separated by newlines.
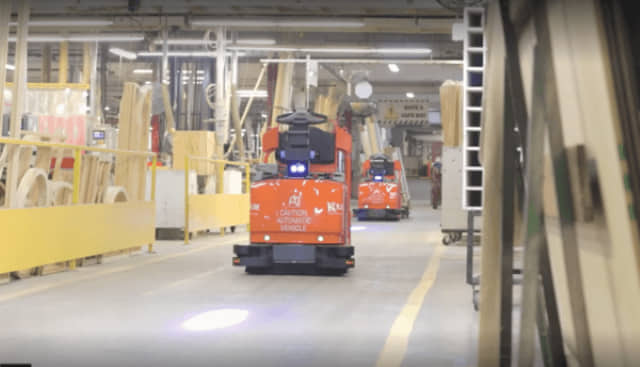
[259, 58, 462, 65]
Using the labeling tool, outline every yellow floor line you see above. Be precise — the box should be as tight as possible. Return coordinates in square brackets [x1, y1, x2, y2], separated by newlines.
[0, 235, 243, 303]
[376, 244, 446, 367]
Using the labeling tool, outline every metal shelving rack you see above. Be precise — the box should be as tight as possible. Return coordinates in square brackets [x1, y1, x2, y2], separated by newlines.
[462, 7, 486, 210]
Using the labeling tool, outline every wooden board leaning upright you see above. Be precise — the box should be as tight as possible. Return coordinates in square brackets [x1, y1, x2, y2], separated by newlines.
[115, 83, 152, 201]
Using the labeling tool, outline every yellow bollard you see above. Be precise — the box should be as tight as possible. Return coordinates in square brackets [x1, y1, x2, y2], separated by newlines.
[70, 149, 81, 267]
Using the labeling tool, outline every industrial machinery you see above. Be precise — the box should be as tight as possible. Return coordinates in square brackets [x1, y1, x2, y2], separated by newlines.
[233, 111, 355, 275]
[354, 153, 409, 220]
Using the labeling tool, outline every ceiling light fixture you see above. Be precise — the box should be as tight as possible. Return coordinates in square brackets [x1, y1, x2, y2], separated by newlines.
[9, 35, 65, 42]
[10, 18, 113, 27]
[138, 51, 245, 58]
[388, 63, 400, 72]
[236, 89, 268, 98]
[68, 34, 144, 42]
[9, 33, 144, 43]
[259, 58, 462, 65]
[406, 92, 415, 99]
[191, 18, 364, 28]
[109, 47, 137, 60]
[227, 45, 431, 55]
[133, 69, 153, 74]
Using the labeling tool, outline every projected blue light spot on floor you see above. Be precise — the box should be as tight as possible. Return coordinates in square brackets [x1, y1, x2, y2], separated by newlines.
[182, 309, 249, 331]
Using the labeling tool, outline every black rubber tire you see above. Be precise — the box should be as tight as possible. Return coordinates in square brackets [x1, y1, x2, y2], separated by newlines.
[245, 267, 270, 275]
[320, 268, 347, 276]
[442, 236, 450, 246]
[230, 226, 236, 233]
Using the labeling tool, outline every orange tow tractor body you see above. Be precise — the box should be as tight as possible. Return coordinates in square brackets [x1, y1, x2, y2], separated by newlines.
[233, 111, 355, 275]
[354, 154, 409, 221]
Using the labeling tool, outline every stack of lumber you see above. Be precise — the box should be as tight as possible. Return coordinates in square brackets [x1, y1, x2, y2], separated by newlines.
[313, 86, 344, 131]
[440, 80, 463, 147]
[114, 82, 152, 201]
[478, 1, 640, 366]
[172, 131, 216, 175]
[80, 155, 112, 204]
[270, 56, 294, 132]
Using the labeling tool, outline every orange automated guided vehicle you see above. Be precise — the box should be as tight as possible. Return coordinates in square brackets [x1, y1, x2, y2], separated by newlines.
[354, 154, 409, 221]
[233, 111, 354, 275]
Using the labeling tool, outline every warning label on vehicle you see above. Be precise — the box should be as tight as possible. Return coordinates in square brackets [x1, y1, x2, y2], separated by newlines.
[277, 209, 312, 232]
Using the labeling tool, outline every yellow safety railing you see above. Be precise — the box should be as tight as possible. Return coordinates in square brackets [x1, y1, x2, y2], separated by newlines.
[183, 156, 251, 244]
[0, 137, 157, 274]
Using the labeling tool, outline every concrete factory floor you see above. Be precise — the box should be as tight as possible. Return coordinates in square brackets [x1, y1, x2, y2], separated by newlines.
[0, 204, 478, 367]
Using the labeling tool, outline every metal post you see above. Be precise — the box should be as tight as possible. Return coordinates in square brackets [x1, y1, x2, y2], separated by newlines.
[0, 0, 10, 135]
[99, 43, 108, 114]
[215, 26, 227, 158]
[218, 161, 225, 236]
[69, 147, 82, 270]
[466, 210, 476, 285]
[149, 154, 157, 253]
[245, 163, 251, 231]
[161, 26, 169, 84]
[184, 156, 190, 245]
[305, 54, 311, 109]
[72, 148, 82, 204]
[5, 0, 29, 208]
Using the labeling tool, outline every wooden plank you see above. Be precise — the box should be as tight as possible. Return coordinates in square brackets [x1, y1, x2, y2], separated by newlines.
[79, 154, 90, 203]
[115, 82, 136, 198]
[58, 41, 68, 84]
[82, 43, 90, 85]
[161, 84, 175, 133]
[85, 155, 100, 203]
[230, 85, 244, 160]
[440, 80, 463, 147]
[135, 88, 152, 200]
[477, 2, 506, 366]
[558, 0, 640, 364]
[95, 161, 112, 203]
[172, 131, 216, 174]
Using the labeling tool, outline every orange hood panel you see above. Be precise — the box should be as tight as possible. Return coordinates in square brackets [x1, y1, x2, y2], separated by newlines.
[250, 179, 347, 245]
[358, 182, 401, 209]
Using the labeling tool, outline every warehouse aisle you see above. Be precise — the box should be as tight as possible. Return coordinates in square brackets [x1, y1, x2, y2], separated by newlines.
[0, 205, 477, 367]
